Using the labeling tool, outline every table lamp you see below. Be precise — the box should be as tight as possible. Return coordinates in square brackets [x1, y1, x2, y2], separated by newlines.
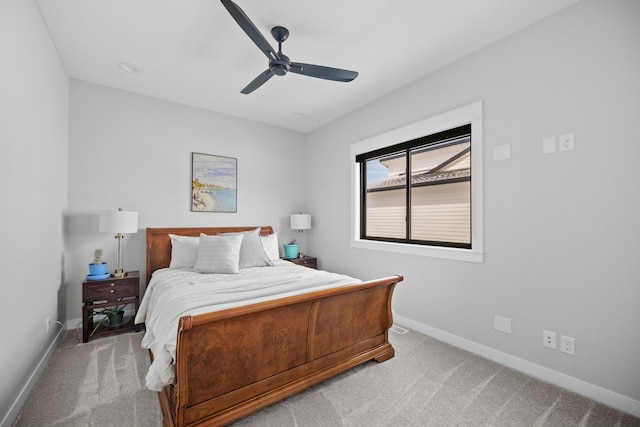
[290, 214, 311, 257]
[99, 208, 138, 277]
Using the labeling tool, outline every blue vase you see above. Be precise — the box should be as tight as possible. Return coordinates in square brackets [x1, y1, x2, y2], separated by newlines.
[88, 262, 108, 276]
[283, 244, 299, 259]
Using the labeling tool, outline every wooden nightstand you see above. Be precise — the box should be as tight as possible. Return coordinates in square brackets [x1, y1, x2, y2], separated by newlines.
[286, 255, 317, 269]
[82, 271, 141, 343]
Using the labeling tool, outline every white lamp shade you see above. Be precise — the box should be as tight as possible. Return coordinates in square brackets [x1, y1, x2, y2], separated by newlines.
[99, 210, 138, 234]
[290, 214, 311, 230]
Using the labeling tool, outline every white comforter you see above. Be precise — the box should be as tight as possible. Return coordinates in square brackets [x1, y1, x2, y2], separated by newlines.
[134, 260, 360, 391]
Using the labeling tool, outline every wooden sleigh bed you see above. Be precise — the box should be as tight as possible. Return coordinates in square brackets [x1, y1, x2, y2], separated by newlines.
[145, 226, 403, 427]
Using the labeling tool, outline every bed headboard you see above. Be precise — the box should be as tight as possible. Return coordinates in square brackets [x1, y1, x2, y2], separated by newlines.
[145, 226, 274, 284]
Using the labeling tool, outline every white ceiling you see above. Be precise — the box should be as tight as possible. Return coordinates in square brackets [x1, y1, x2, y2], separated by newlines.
[36, 0, 578, 133]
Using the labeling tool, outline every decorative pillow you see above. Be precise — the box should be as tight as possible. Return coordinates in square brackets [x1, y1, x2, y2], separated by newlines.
[193, 233, 244, 274]
[168, 234, 199, 268]
[260, 233, 280, 261]
[221, 227, 272, 269]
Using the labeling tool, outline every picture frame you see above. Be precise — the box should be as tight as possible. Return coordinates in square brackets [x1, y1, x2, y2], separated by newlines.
[191, 152, 237, 213]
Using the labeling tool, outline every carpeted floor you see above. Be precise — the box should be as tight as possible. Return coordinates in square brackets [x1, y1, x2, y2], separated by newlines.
[13, 330, 162, 427]
[13, 327, 640, 426]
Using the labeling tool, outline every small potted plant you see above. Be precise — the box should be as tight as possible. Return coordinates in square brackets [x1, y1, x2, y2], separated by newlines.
[88, 304, 127, 337]
[88, 249, 108, 276]
[283, 238, 299, 259]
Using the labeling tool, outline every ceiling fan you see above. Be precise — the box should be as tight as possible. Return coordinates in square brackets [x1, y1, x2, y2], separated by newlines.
[221, 0, 359, 94]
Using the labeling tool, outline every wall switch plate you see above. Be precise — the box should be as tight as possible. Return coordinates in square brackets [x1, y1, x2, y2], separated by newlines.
[543, 137, 557, 154]
[543, 330, 556, 349]
[560, 335, 575, 355]
[494, 315, 512, 334]
[559, 133, 575, 151]
[493, 144, 511, 161]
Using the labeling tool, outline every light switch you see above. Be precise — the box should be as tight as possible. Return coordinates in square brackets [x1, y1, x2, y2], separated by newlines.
[543, 136, 557, 154]
[493, 144, 511, 161]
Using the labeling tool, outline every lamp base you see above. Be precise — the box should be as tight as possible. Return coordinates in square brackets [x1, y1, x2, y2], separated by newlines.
[113, 269, 126, 278]
[297, 230, 305, 259]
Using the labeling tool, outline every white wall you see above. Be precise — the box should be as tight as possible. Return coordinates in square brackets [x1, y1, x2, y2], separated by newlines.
[66, 80, 306, 320]
[306, 0, 640, 414]
[0, 0, 69, 423]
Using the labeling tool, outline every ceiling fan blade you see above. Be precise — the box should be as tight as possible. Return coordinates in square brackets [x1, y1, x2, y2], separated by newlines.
[290, 62, 358, 82]
[221, 0, 277, 61]
[241, 69, 275, 94]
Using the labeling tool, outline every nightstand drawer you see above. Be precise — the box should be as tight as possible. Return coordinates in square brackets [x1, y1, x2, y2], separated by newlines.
[287, 256, 317, 269]
[298, 258, 316, 268]
[83, 279, 138, 301]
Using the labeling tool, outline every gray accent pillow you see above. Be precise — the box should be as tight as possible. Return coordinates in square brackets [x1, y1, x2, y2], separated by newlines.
[193, 233, 244, 274]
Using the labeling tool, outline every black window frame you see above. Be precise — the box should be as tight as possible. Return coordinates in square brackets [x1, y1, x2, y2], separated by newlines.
[356, 124, 472, 249]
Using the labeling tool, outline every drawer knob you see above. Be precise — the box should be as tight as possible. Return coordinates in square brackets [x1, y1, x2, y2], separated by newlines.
[110, 289, 115, 293]
[110, 283, 115, 287]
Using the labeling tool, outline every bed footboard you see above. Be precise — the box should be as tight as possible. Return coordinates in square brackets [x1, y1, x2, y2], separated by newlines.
[158, 275, 402, 427]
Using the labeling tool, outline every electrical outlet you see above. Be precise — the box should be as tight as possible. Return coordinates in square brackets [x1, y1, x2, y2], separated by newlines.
[543, 330, 556, 349]
[560, 335, 575, 355]
[46, 317, 51, 334]
[559, 133, 575, 151]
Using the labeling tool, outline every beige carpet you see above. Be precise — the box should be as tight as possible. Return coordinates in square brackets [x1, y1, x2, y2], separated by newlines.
[13, 327, 640, 426]
[13, 331, 162, 427]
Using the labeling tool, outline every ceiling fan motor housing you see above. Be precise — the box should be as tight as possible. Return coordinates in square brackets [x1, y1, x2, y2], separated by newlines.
[271, 55, 290, 76]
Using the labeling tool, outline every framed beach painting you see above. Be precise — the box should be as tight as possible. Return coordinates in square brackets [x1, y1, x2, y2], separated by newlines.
[191, 153, 237, 212]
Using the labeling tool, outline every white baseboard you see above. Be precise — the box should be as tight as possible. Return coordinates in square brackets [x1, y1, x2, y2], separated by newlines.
[67, 317, 82, 330]
[0, 322, 67, 427]
[393, 314, 640, 418]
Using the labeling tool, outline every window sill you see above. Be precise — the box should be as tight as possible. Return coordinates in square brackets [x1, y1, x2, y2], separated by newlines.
[351, 238, 484, 263]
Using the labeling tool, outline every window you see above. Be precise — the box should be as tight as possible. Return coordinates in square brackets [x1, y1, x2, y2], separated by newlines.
[358, 125, 471, 248]
[351, 101, 483, 262]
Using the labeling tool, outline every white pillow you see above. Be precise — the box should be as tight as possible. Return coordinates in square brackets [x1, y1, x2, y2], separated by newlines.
[168, 234, 199, 268]
[260, 233, 280, 261]
[221, 227, 272, 269]
[193, 233, 244, 274]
